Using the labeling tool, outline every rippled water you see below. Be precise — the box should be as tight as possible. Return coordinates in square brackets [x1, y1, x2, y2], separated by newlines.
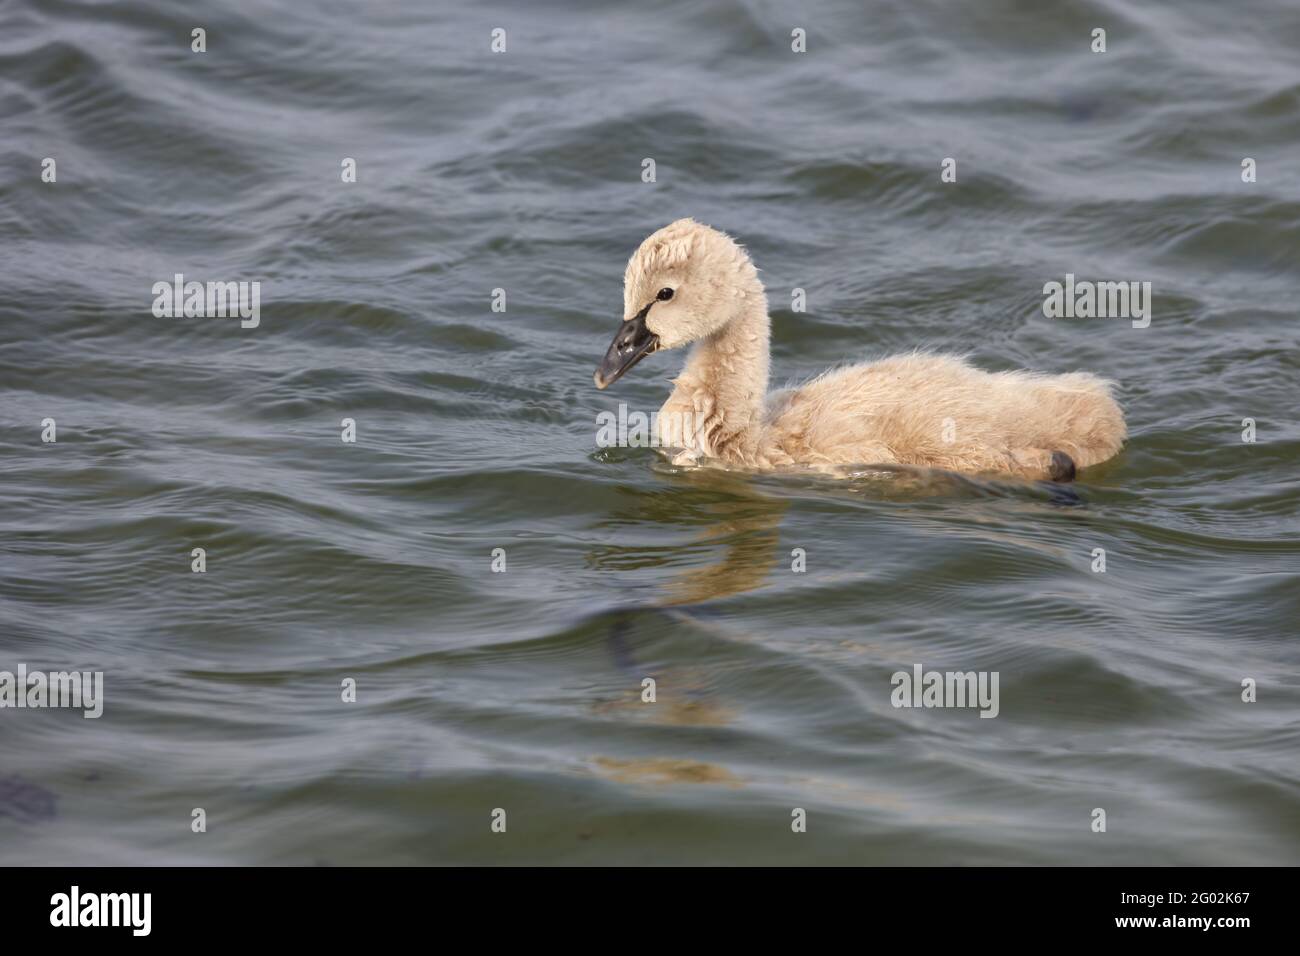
[2, 0, 1297, 865]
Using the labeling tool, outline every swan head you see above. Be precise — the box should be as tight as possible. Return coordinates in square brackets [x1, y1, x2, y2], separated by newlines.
[594, 218, 761, 389]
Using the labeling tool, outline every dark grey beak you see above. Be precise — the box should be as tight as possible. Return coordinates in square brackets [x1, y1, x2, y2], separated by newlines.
[594, 303, 660, 390]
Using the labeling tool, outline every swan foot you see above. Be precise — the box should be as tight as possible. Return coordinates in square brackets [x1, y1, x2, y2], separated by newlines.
[1048, 451, 1077, 483]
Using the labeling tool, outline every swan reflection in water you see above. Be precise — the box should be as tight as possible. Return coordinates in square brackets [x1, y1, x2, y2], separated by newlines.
[582, 455, 1079, 784]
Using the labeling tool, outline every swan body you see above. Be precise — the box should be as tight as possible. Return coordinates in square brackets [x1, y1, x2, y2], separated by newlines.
[594, 219, 1126, 480]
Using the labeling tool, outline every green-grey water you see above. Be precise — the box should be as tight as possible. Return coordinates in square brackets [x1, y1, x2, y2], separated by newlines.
[2, 0, 1298, 865]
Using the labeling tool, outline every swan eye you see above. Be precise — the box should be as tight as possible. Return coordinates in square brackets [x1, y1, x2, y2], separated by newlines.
[656, 287, 674, 301]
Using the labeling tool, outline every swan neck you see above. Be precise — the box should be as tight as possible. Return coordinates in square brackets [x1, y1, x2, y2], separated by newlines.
[676, 291, 771, 453]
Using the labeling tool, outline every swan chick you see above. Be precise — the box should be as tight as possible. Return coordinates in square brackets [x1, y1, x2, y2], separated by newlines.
[594, 219, 1126, 481]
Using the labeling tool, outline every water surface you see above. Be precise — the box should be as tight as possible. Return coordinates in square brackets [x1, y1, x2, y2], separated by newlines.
[1, 0, 1298, 864]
